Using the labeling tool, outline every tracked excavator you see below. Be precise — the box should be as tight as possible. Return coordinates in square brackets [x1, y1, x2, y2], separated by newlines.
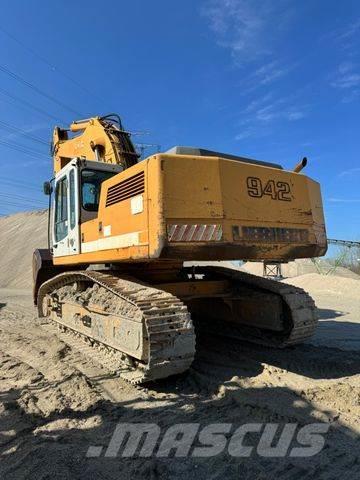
[33, 114, 327, 384]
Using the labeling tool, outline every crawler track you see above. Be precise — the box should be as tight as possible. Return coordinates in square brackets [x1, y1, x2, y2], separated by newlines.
[37, 271, 196, 384]
[195, 266, 318, 347]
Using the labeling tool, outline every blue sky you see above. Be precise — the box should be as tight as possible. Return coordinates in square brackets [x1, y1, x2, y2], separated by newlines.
[0, 0, 359, 243]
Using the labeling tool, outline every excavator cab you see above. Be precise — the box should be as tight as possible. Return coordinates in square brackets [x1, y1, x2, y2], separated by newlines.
[51, 159, 121, 258]
[81, 169, 116, 211]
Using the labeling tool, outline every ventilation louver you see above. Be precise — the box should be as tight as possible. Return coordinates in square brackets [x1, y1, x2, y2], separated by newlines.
[105, 171, 144, 207]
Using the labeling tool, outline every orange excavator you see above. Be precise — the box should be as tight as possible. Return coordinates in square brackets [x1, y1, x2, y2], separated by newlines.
[33, 114, 327, 383]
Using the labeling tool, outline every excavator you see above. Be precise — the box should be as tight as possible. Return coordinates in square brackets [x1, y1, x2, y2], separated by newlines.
[33, 114, 327, 384]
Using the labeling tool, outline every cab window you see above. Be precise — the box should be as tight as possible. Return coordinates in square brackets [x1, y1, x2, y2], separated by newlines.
[69, 170, 76, 229]
[81, 170, 116, 212]
[54, 176, 68, 241]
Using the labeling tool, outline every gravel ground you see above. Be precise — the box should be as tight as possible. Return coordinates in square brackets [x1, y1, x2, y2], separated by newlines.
[284, 274, 360, 351]
[1, 212, 359, 479]
[0, 278, 359, 480]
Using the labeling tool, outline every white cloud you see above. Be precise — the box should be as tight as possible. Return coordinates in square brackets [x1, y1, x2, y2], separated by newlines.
[202, 1, 308, 141]
[331, 59, 360, 103]
[332, 72, 360, 89]
[287, 111, 305, 121]
[202, 0, 291, 64]
[235, 96, 306, 140]
[328, 19, 360, 92]
[253, 100, 306, 123]
[328, 197, 360, 203]
[203, 0, 267, 58]
[242, 92, 274, 113]
[254, 60, 294, 85]
[338, 167, 360, 178]
[338, 61, 354, 75]
[341, 89, 360, 103]
[337, 19, 360, 44]
[235, 129, 253, 140]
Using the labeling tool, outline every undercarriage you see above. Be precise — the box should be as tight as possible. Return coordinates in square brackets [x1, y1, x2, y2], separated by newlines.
[37, 265, 318, 384]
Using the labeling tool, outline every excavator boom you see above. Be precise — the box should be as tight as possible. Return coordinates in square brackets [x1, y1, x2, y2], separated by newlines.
[52, 114, 139, 174]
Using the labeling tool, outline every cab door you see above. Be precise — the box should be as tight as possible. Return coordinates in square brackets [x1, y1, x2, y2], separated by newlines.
[53, 165, 80, 257]
[67, 167, 80, 255]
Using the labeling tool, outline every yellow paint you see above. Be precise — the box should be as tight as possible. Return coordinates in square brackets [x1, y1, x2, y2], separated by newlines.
[52, 116, 138, 174]
[52, 117, 327, 266]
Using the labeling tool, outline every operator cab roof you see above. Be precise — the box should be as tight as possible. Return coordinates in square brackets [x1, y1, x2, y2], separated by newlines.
[165, 146, 283, 170]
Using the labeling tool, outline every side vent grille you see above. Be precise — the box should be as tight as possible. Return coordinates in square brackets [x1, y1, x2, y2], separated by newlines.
[106, 171, 145, 207]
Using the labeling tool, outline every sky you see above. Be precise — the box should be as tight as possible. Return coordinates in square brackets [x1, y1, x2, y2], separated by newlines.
[0, 0, 359, 245]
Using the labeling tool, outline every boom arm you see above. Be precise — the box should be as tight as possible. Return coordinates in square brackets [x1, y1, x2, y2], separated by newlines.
[52, 114, 139, 174]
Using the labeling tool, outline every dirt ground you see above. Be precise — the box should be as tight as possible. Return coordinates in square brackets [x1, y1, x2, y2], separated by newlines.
[1, 211, 359, 479]
[1, 276, 359, 480]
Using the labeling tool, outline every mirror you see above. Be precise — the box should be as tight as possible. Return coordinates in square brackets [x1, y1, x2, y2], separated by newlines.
[43, 181, 52, 195]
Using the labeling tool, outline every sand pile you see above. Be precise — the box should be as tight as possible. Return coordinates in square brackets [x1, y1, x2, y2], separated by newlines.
[0, 210, 47, 288]
[184, 260, 245, 270]
[283, 272, 360, 296]
[243, 258, 360, 280]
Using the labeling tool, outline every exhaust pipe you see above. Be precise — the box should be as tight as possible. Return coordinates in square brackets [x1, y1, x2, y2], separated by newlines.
[293, 157, 307, 173]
